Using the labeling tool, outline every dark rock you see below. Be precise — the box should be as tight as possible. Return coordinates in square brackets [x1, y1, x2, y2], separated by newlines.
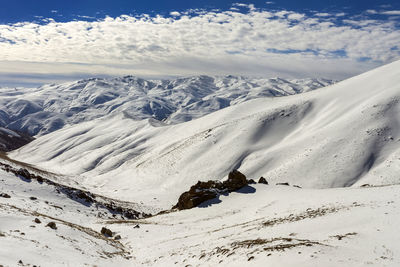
[173, 170, 248, 210]
[17, 168, 31, 179]
[276, 182, 290, 186]
[114, 235, 121, 240]
[101, 227, 113, 237]
[46, 222, 57, 230]
[134, 225, 140, 229]
[34, 218, 41, 224]
[293, 185, 302, 188]
[247, 179, 256, 184]
[76, 191, 94, 203]
[258, 177, 268, 184]
[223, 169, 248, 191]
[29, 196, 37, 200]
[175, 188, 218, 210]
[0, 193, 11, 198]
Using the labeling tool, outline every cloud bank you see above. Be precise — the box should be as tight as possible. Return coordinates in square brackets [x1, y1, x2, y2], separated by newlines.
[0, 6, 399, 86]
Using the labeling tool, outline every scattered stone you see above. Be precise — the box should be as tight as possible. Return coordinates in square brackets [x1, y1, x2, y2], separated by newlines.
[247, 179, 256, 184]
[101, 227, 113, 237]
[293, 185, 302, 188]
[46, 222, 57, 230]
[134, 225, 140, 229]
[17, 168, 31, 179]
[34, 218, 41, 224]
[0, 193, 11, 198]
[114, 235, 121, 240]
[76, 191, 94, 203]
[258, 177, 268, 184]
[276, 182, 290, 186]
[29, 196, 37, 200]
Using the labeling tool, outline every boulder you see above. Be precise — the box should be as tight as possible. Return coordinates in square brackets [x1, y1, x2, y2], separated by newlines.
[175, 189, 218, 210]
[17, 168, 31, 179]
[173, 170, 248, 210]
[258, 177, 268, 184]
[0, 193, 10, 198]
[247, 179, 256, 184]
[223, 170, 248, 191]
[46, 222, 57, 230]
[276, 182, 290, 186]
[101, 227, 113, 237]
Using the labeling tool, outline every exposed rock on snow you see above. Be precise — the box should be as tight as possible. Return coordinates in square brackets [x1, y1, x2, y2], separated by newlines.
[0, 155, 150, 219]
[101, 227, 113, 238]
[0, 193, 11, 198]
[174, 169, 249, 210]
[258, 177, 268, 184]
[46, 221, 57, 230]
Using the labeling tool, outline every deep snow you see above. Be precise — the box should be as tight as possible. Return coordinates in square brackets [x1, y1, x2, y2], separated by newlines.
[10, 60, 400, 211]
[2, 61, 400, 266]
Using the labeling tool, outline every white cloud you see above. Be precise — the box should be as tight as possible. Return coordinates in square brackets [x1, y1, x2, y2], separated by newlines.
[0, 7, 399, 86]
[170, 11, 181, 16]
[366, 9, 400, 15]
[381, 10, 400, 15]
[366, 9, 378, 14]
[287, 13, 305, 20]
[315, 13, 330, 17]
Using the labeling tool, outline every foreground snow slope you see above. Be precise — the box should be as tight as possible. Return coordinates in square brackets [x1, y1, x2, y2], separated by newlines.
[11, 60, 400, 210]
[2, 163, 400, 266]
[0, 76, 332, 136]
[0, 167, 132, 267]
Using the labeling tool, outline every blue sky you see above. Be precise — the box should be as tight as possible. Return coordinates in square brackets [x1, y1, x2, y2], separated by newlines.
[0, 0, 400, 87]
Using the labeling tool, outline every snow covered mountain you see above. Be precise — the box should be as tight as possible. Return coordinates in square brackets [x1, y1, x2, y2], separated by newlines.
[2, 61, 400, 266]
[10, 60, 400, 211]
[0, 76, 333, 136]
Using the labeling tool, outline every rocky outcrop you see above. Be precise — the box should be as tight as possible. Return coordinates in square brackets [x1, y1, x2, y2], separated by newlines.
[258, 177, 268, 184]
[174, 170, 249, 210]
[101, 227, 113, 238]
[0, 157, 150, 219]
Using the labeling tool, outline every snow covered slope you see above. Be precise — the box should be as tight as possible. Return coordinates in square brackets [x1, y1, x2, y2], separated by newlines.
[10, 60, 400, 211]
[2, 163, 400, 266]
[0, 76, 333, 136]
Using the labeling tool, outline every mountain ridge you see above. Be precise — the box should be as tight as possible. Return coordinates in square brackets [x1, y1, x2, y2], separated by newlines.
[0, 75, 334, 136]
[10, 60, 400, 210]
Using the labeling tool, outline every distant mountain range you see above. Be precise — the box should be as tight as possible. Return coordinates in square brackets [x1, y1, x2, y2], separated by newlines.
[0, 75, 334, 136]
